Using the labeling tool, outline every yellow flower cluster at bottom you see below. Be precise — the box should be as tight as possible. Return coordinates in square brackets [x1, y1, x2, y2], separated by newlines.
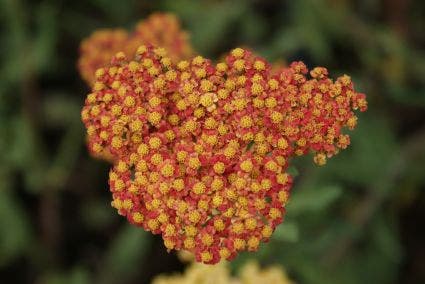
[152, 260, 294, 284]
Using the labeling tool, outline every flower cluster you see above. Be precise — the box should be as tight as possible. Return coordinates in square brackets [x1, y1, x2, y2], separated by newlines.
[152, 259, 293, 284]
[81, 45, 367, 264]
[78, 13, 193, 84]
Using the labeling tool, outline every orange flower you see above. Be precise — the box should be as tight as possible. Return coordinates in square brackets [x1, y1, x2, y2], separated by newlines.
[78, 29, 129, 85]
[131, 13, 193, 64]
[82, 45, 367, 264]
[78, 13, 194, 85]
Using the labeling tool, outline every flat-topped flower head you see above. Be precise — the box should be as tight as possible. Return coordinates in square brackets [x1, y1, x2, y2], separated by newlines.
[78, 29, 129, 84]
[82, 45, 367, 264]
[78, 13, 194, 85]
[131, 13, 193, 64]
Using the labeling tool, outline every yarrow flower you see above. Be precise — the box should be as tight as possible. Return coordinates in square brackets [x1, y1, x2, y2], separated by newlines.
[152, 259, 293, 284]
[78, 13, 193, 85]
[81, 45, 367, 264]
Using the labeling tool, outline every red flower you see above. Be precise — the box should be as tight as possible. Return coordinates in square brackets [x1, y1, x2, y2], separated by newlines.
[82, 45, 367, 264]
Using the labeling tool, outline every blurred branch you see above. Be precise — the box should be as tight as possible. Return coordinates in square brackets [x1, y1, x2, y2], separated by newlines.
[40, 118, 84, 266]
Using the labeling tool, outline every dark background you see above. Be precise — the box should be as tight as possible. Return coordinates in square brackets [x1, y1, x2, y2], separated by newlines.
[1, 0, 425, 283]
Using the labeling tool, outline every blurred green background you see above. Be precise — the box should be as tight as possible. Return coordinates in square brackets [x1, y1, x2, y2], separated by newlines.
[1, 0, 425, 283]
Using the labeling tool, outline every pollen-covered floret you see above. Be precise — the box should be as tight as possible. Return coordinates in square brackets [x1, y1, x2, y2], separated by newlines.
[82, 45, 367, 264]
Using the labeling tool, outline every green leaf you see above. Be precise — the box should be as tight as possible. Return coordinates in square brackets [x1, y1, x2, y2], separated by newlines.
[7, 116, 46, 192]
[33, 3, 58, 73]
[41, 267, 91, 284]
[97, 225, 151, 284]
[288, 185, 342, 215]
[0, 173, 32, 266]
[287, 166, 299, 177]
[42, 94, 81, 126]
[320, 114, 398, 186]
[273, 221, 299, 242]
[163, 0, 249, 55]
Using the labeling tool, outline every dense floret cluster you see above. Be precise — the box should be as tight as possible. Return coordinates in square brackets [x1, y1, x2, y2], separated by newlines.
[81, 45, 367, 264]
[78, 13, 193, 84]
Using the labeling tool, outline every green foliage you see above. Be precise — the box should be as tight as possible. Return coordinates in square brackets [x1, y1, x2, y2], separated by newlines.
[1, 0, 424, 283]
[0, 179, 32, 266]
[97, 226, 152, 284]
[40, 267, 91, 284]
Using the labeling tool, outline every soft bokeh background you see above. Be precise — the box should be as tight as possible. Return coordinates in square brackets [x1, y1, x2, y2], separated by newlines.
[1, 0, 424, 283]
